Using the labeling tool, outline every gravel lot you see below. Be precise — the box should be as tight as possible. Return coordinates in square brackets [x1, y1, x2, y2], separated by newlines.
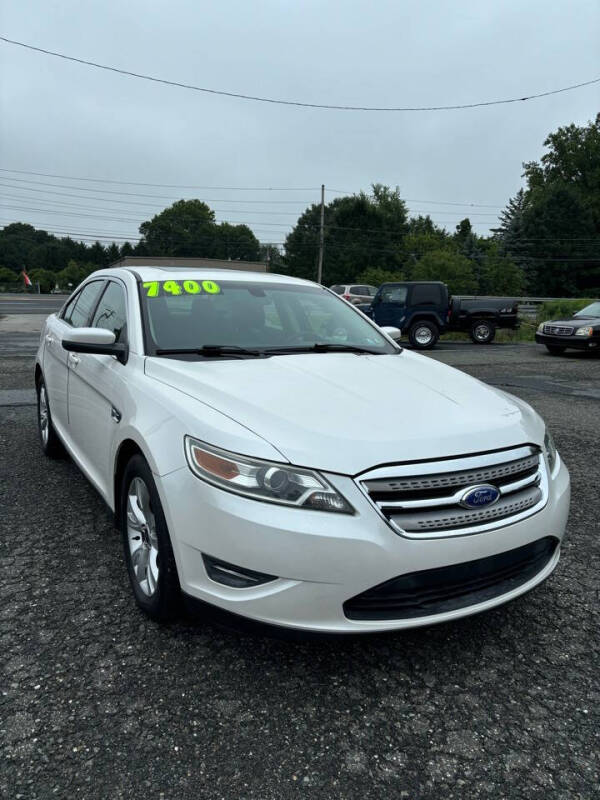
[2, 340, 599, 799]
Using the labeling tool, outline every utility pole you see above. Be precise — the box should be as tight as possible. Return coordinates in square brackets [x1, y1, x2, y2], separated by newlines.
[317, 184, 325, 285]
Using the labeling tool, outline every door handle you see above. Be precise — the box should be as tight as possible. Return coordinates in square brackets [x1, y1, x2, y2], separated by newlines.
[45, 334, 54, 345]
[68, 353, 80, 367]
[110, 407, 122, 423]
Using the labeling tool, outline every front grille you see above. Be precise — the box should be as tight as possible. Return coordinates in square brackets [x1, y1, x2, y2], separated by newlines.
[360, 446, 546, 538]
[544, 324, 574, 336]
[343, 536, 558, 620]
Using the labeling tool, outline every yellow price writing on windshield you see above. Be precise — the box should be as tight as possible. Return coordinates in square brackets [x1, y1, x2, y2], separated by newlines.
[143, 280, 221, 297]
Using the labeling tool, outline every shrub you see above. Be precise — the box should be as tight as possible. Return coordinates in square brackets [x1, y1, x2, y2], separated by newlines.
[537, 298, 596, 323]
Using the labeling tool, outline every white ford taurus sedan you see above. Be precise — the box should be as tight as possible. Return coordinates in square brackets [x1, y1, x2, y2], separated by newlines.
[35, 266, 570, 633]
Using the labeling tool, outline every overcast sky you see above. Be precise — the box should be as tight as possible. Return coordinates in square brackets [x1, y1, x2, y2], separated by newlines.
[1, 0, 598, 247]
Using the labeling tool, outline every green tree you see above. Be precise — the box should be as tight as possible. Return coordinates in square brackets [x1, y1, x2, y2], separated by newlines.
[412, 249, 478, 294]
[496, 115, 600, 295]
[137, 199, 260, 261]
[56, 260, 86, 290]
[106, 243, 120, 264]
[284, 186, 408, 284]
[0, 222, 113, 275]
[29, 268, 57, 293]
[478, 244, 525, 295]
[356, 267, 405, 286]
[0, 266, 17, 286]
[138, 200, 216, 256]
[401, 217, 450, 277]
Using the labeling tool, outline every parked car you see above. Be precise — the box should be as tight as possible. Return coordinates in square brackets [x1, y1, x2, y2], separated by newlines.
[358, 281, 519, 348]
[535, 300, 600, 356]
[330, 283, 378, 305]
[35, 267, 569, 633]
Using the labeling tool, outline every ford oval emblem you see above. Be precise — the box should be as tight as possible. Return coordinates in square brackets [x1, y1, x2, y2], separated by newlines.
[459, 484, 500, 509]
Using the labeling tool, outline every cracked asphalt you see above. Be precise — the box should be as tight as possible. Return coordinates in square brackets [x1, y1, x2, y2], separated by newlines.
[1, 341, 599, 799]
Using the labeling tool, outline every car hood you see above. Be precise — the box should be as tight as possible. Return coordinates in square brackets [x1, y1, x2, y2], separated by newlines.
[547, 316, 600, 327]
[145, 351, 544, 475]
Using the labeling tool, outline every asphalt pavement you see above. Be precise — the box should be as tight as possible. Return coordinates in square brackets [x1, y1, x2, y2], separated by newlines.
[0, 293, 66, 315]
[1, 321, 599, 799]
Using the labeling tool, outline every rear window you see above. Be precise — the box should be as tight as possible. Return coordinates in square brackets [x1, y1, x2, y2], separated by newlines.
[330, 285, 344, 294]
[412, 285, 443, 305]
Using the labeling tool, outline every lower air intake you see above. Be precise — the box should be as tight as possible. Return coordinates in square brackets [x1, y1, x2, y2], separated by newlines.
[343, 537, 558, 620]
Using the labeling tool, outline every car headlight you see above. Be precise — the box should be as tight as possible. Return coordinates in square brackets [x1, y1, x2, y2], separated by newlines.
[544, 430, 558, 474]
[184, 437, 354, 513]
[575, 326, 594, 337]
[537, 322, 545, 333]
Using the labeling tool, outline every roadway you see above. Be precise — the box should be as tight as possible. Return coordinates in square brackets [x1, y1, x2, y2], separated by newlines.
[0, 293, 66, 315]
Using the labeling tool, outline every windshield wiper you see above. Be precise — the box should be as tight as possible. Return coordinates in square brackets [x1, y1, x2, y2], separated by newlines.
[264, 343, 385, 355]
[155, 345, 263, 358]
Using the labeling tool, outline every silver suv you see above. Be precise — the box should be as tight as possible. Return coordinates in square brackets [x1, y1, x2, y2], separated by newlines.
[330, 284, 378, 305]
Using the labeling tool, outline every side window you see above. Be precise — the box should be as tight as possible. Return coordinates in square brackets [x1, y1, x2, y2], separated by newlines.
[63, 281, 105, 327]
[351, 286, 367, 295]
[61, 292, 80, 324]
[412, 285, 442, 306]
[91, 281, 128, 343]
[380, 286, 408, 304]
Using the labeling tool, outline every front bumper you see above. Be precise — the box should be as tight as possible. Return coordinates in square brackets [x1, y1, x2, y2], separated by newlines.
[157, 456, 570, 633]
[535, 332, 600, 351]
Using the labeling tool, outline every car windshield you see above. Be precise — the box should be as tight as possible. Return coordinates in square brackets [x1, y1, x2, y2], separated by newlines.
[574, 301, 600, 318]
[140, 277, 397, 356]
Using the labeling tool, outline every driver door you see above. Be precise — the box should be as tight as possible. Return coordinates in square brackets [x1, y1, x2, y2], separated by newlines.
[372, 285, 408, 327]
[67, 279, 130, 500]
[43, 280, 105, 435]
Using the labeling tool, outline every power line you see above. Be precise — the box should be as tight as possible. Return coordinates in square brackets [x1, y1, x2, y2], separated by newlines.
[2, 36, 599, 111]
[0, 188, 503, 221]
[0, 176, 315, 203]
[0, 189, 312, 216]
[0, 169, 505, 208]
[0, 167, 320, 191]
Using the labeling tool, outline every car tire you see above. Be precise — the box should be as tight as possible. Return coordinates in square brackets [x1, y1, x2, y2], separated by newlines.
[408, 320, 439, 349]
[470, 319, 496, 344]
[546, 345, 566, 356]
[36, 377, 64, 458]
[120, 454, 181, 621]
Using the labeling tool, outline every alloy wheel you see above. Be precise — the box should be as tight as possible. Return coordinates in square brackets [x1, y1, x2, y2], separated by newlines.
[39, 385, 49, 446]
[126, 477, 160, 597]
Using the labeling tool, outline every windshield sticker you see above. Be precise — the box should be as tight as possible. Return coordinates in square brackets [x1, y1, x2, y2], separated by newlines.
[143, 280, 221, 297]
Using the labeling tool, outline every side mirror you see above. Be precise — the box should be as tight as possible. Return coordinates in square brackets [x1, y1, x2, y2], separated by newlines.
[62, 327, 128, 364]
[380, 325, 402, 341]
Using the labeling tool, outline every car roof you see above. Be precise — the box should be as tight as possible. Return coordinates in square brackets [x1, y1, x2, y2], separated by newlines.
[87, 266, 315, 286]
